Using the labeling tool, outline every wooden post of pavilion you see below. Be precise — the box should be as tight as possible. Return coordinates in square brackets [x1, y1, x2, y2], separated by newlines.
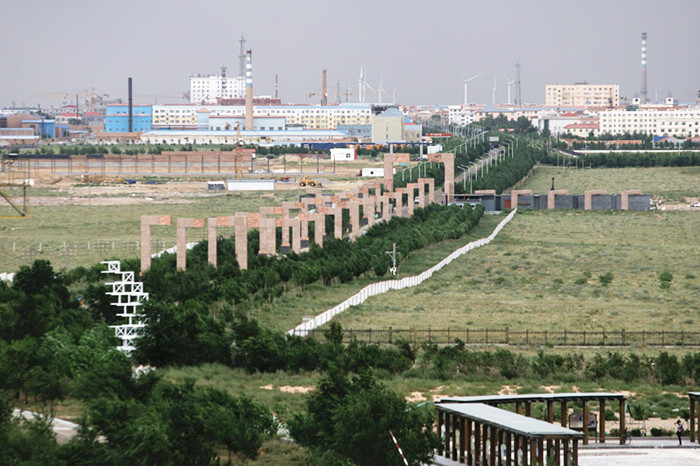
[600, 398, 606, 443]
[690, 396, 696, 443]
[583, 401, 590, 445]
[619, 398, 626, 445]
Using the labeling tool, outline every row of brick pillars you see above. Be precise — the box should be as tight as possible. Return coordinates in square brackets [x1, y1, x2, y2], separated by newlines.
[140, 153, 455, 274]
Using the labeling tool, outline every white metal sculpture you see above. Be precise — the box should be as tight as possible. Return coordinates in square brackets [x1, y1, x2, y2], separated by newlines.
[101, 261, 148, 355]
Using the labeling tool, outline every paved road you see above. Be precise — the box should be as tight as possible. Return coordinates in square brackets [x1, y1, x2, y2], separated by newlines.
[13, 409, 79, 444]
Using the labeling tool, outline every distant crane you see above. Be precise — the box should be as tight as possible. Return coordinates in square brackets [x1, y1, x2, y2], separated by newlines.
[451, 72, 482, 106]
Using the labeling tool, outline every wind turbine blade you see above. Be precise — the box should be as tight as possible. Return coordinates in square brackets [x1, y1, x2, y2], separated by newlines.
[467, 73, 483, 82]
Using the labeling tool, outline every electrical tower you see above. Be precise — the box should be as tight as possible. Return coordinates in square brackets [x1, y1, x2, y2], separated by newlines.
[514, 60, 522, 107]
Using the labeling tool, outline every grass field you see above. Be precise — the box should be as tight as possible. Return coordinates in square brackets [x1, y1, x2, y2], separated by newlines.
[329, 209, 700, 333]
[0, 191, 297, 273]
[519, 165, 700, 203]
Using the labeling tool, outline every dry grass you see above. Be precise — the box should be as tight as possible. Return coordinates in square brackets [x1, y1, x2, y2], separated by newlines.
[522, 166, 700, 203]
[330, 209, 700, 333]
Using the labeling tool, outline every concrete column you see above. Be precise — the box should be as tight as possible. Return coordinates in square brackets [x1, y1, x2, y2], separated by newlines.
[384, 153, 397, 192]
[621, 190, 642, 210]
[177, 217, 205, 271]
[547, 189, 569, 209]
[584, 190, 607, 210]
[380, 195, 392, 220]
[140, 215, 171, 274]
[234, 213, 249, 270]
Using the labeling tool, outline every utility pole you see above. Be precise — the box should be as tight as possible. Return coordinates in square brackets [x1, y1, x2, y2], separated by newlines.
[386, 243, 399, 276]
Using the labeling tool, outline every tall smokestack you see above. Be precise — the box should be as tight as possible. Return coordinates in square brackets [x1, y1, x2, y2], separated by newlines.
[245, 50, 253, 130]
[641, 32, 648, 103]
[321, 69, 328, 106]
[128, 77, 133, 133]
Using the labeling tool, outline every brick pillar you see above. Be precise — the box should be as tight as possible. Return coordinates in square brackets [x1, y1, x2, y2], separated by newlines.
[384, 153, 397, 192]
[291, 217, 302, 253]
[323, 207, 343, 239]
[140, 215, 171, 274]
[177, 217, 205, 271]
[417, 181, 426, 207]
[393, 189, 404, 217]
[419, 177, 435, 204]
[547, 189, 569, 209]
[621, 190, 642, 210]
[362, 198, 375, 227]
[234, 213, 249, 270]
[406, 183, 418, 216]
[310, 212, 325, 246]
[511, 189, 533, 209]
[584, 190, 607, 210]
[441, 153, 455, 203]
[207, 216, 234, 267]
[348, 200, 360, 239]
[259, 217, 276, 255]
[380, 195, 392, 220]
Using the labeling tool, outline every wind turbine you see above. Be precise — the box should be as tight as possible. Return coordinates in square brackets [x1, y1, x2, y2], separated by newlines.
[357, 66, 365, 103]
[492, 76, 497, 104]
[504, 75, 516, 105]
[451, 72, 482, 106]
[392, 88, 398, 105]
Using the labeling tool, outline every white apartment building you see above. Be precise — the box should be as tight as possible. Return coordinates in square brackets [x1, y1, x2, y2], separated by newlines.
[152, 104, 372, 130]
[448, 105, 475, 126]
[546, 83, 619, 108]
[599, 107, 700, 137]
[189, 75, 246, 105]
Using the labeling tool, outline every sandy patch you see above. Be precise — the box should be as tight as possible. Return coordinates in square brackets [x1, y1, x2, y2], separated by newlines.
[405, 392, 427, 402]
[259, 384, 274, 390]
[539, 385, 561, 394]
[498, 385, 522, 395]
[279, 385, 314, 394]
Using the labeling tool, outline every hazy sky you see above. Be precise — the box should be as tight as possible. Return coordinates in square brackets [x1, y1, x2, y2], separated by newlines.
[3, 0, 699, 108]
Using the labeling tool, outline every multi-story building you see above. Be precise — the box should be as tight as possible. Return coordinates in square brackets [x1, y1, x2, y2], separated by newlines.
[152, 103, 373, 131]
[189, 74, 245, 105]
[545, 83, 619, 108]
[448, 105, 476, 127]
[599, 106, 700, 137]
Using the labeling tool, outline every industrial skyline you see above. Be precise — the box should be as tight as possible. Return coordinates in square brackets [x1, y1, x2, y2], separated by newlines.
[2, 0, 699, 108]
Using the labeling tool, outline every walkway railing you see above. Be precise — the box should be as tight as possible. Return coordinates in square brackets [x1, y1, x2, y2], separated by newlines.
[288, 209, 517, 336]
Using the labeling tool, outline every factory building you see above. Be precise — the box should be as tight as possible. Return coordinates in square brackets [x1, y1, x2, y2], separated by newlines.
[105, 104, 153, 133]
[545, 83, 620, 108]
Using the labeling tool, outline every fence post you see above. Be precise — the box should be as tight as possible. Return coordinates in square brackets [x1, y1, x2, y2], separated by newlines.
[583, 331, 586, 346]
[369, 328, 372, 344]
[505, 328, 509, 345]
[642, 330, 645, 346]
[682, 330, 685, 346]
[485, 329, 489, 344]
[622, 329, 626, 346]
[564, 329, 567, 345]
[545, 330, 548, 345]
[388, 326, 393, 344]
[662, 331, 665, 345]
[447, 328, 450, 344]
[428, 328, 431, 341]
[526, 330, 529, 345]
[466, 328, 469, 344]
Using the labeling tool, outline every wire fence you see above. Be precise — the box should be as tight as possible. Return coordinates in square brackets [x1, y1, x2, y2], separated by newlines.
[301, 327, 700, 347]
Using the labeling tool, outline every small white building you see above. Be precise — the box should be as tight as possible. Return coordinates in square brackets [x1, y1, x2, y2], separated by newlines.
[330, 147, 357, 161]
[226, 179, 275, 191]
[361, 168, 384, 177]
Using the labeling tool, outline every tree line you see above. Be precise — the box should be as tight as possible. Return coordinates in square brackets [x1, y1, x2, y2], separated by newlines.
[542, 150, 700, 168]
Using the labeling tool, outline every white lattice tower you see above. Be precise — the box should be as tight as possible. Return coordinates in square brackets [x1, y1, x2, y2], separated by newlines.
[101, 261, 148, 355]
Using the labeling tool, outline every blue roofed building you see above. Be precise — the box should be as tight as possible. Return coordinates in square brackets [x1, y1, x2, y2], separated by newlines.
[105, 104, 153, 133]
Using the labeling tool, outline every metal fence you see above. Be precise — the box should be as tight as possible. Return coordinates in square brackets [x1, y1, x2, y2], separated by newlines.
[301, 327, 700, 347]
